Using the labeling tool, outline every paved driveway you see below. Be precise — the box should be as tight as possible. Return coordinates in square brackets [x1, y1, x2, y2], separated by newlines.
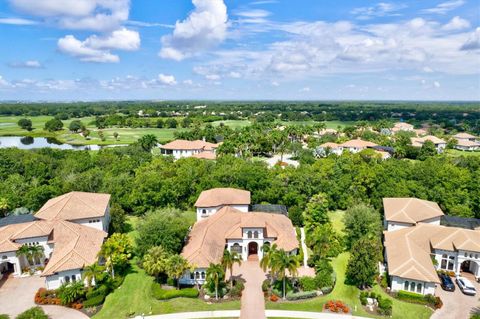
[232, 260, 267, 319]
[0, 275, 88, 319]
[431, 276, 480, 319]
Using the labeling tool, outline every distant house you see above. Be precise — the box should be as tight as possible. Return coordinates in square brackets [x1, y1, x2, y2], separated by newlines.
[316, 142, 342, 156]
[453, 133, 479, 151]
[159, 139, 220, 160]
[383, 197, 480, 296]
[194, 188, 251, 221]
[0, 192, 110, 289]
[410, 135, 446, 153]
[180, 206, 298, 285]
[340, 139, 378, 153]
[391, 122, 414, 134]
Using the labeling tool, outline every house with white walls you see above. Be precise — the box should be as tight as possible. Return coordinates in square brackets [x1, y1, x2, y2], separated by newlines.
[194, 188, 251, 220]
[159, 139, 220, 160]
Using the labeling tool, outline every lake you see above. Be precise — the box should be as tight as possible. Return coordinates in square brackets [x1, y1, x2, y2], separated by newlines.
[0, 136, 118, 150]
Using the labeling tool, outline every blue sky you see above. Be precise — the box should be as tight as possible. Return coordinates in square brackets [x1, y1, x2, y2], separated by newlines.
[0, 0, 479, 101]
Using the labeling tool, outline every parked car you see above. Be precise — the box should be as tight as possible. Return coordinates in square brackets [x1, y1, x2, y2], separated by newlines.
[439, 273, 455, 291]
[456, 276, 477, 296]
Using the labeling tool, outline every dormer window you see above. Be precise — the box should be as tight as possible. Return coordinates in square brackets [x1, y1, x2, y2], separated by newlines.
[247, 231, 252, 239]
[202, 209, 207, 215]
[254, 231, 259, 239]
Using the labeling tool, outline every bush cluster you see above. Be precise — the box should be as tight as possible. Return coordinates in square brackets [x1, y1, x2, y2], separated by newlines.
[286, 291, 318, 301]
[16, 307, 48, 319]
[396, 290, 442, 309]
[229, 281, 245, 298]
[151, 283, 199, 300]
[324, 300, 349, 313]
[359, 291, 392, 316]
[34, 288, 61, 305]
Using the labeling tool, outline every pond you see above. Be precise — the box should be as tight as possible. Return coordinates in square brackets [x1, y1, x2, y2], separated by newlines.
[0, 136, 119, 150]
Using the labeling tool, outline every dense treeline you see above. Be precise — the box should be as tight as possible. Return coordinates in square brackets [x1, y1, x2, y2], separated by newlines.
[1, 101, 478, 133]
[0, 146, 478, 219]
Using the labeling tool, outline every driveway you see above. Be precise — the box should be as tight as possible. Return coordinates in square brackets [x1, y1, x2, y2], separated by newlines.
[232, 259, 267, 319]
[431, 275, 480, 319]
[0, 275, 88, 319]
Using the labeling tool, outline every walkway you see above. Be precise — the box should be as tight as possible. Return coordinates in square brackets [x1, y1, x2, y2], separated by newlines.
[300, 227, 308, 267]
[235, 259, 267, 319]
[135, 310, 369, 319]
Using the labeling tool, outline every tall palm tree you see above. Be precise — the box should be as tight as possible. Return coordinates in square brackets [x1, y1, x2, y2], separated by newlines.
[29, 245, 44, 266]
[206, 263, 224, 300]
[138, 134, 159, 152]
[270, 249, 300, 299]
[165, 255, 192, 290]
[82, 263, 105, 287]
[142, 246, 168, 282]
[16, 245, 32, 267]
[221, 249, 242, 289]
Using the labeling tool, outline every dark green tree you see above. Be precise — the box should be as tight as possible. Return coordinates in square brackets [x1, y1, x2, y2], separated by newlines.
[418, 140, 437, 160]
[343, 203, 381, 250]
[68, 120, 84, 132]
[303, 193, 330, 232]
[345, 237, 380, 289]
[44, 118, 63, 132]
[17, 118, 33, 131]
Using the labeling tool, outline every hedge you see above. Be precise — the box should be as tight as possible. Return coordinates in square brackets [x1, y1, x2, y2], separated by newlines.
[83, 294, 106, 308]
[286, 291, 317, 301]
[299, 277, 317, 292]
[86, 285, 108, 300]
[151, 284, 199, 300]
[0, 315, 9, 319]
[396, 290, 429, 304]
[16, 307, 48, 319]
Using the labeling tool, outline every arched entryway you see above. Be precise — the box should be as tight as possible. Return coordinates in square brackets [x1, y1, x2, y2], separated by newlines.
[0, 261, 15, 279]
[248, 242, 258, 256]
[461, 259, 480, 277]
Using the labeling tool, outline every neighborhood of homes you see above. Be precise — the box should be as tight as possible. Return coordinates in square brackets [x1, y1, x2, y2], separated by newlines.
[1, 188, 479, 301]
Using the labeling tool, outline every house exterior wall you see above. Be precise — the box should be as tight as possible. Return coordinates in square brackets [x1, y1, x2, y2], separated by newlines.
[72, 205, 110, 232]
[196, 204, 249, 221]
[455, 145, 480, 151]
[0, 251, 22, 277]
[385, 221, 414, 231]
[179, 267, 207, 285]
[419, 216, 441, 226]
[45, 269, 84, 290]
[14, 236, 52, 265]
[390, 276, 436, 295]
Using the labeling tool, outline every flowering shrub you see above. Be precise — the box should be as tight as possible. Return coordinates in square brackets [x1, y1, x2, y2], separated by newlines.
[34, 288, 61, 305]
[324, 300, 349, 313]
[270, 294, 279, 302]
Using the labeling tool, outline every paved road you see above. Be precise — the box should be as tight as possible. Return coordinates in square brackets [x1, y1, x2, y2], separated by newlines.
[431, 275, 480, 319]
[0, 275, 87, 319]
[135, 310, 369, 319]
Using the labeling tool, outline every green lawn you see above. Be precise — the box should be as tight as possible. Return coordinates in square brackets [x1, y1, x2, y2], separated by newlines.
[280, 120, 353, 129]
[266, 253, 432, 319]
[93, 263, 240, 319]
[445, 149, 480, 157]
[328, 210, 346, 235]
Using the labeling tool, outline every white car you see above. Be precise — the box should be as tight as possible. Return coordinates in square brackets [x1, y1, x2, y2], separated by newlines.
[456, 276, 477, 296]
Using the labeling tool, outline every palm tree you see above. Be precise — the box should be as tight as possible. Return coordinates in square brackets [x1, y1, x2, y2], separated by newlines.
[206, 263, 224, 300]
[142, 246, 168, 282]
[270, 249, 300, 299]
[165, 255, 192, 290]
[260, 243, 277, 272]
[138, 134, 158, 151]
[29, 245, 44, 266]
[16, 245, 32, 267]
[221, 249, 242, 289]
[82, 263, 105, 287]
[313, 122, 327, 136]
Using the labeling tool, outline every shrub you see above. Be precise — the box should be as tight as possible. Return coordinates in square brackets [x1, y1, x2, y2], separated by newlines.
[86, 285, 108, 300]
[396, 290, 428, 304]
[229, 281, 244, 298]
[380, 274, 388, 289]
[324, 300, 349, 313]
[377, 297, 393, 316]
[286, 291, 317, 301]
[83, 294, 105, 308]
[299, 276, 317, 292]
[0, 315, 9, 319]
[270, 294, 279, 302]
[16, 307, 48, 319]
[262, 279, 270, 292]
[151, 283, 198, 300]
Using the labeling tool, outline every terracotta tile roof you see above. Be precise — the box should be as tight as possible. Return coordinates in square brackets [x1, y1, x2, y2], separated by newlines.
[392, 122, 414, 132]
[456, 139, 480, 147]
[385, 224, 480, 283]
[383, 198, 444, 224]
[411, 135, 446, 146]
[453, 132, 477, 140]
[181, 206, 298, 267]
[319, 142, 340, 148]
[192, 151, 217, 160]
[340, 139, 378, 148]
[194, 188, 251, 207]
[160, 139, 219, 151]
[35, 192, 110, 221]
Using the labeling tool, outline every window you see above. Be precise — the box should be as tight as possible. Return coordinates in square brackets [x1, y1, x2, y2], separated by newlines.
[416, 283, 422, 293]
[410, 282, 415, 292]
[254, 231, 259, 239]
[404, 281, 409, 290]
[247, 231, 252, 239]
[231, 243, 242, 254]
[71, 275, 76, 282]
[64, 276, 70, 283]
[465, 252, 468, 257]
[202, 209, 207, 215]
[201, 272, 205, 279]
[448, 256, 455, 270]
[441, 254, 455, 270]
[190, 272, 194, 280]
[195, 272, 199, 279]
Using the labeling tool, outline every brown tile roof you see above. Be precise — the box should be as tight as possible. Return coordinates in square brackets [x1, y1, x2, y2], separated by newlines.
[192, 151, 217, 160]
[160, 139, 219, 151]
[385, 224, 480, 283]
[383, 198, 444, 224]
[181, 206, 298, 267]
[340, 139, 378, 148]
[456, 139, 480, 147]
[453, 132, 477, 140]
[35, 192, 110, 221]
[319, 142, 340, 148]
[194, 188, 251, 207]
[411, 135, 446, 146]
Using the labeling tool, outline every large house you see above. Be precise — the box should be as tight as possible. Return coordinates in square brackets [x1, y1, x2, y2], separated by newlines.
[0, 192, 110, 289]
[383, 198, 480, 296]
[410, 135, 446, 153]
[195, 188, 251, 220]
[159, 139, 220, 160]
[453, 133, 480, 151]
[391, 122, 414, 134]
[180, 188, 298, 285]
[316, 139, 385, 157]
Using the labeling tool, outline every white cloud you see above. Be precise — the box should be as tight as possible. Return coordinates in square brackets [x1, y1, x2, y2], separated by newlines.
[235, 9, 271, 19]
[351, 2, 407, 20]
[10, 0, 130, 31]
[460, 27, 480, 51]
[271, 81, 279, 87]
[422, 0, 465, 15]
[159, 0, 228, 61]
[442, 16, 470, 31]
[157, 74, 177, 85]
[0, 76, 10, 87]
[299, 86, 310, 92]
[183, 79, 193, 85]
[434, 81, 441, 88]
[9, 60, 43, 68]
[0, 17, 37, 25]
[422, 66, 434, 73]
[205, 74, 221, 81]
[57, 28, 139, 63]
[229, 71, 241, 78]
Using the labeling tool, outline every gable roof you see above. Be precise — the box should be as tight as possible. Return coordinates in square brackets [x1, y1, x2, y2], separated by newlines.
[192, 151, 217, 160]
[181, 206, 298, 267]
[411, 135, 446, 146]
[385, 224, 480, 283]
[160, 139, 219, 151]
[319, 142, 340, 148]
[194, 188, 251, 207]
[453, 132, 476, 140]
[383, 198, 444, 224]
[340, 139, 378, 148]
[35, 192, 110, 221]
[456, 139, 480, 147]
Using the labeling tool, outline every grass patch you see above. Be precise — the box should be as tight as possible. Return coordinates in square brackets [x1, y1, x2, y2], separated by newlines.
[328, 210, 346, 235]
[445, 149, 480, 157]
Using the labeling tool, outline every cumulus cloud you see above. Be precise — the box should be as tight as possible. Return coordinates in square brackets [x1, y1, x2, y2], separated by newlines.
[9, 0, 130, 31]
[460, 27, 480, 50]
[9, 60, 43, 68]
[0, 17, 37, 25]
[422, 0, 465, 15]
[442, 16, 470, 31]
[58, 35, 119, 63]
[159, 0, 228, 61]
[157, 74, 177, 85]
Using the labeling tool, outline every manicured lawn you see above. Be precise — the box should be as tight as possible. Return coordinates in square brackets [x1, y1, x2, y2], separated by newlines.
[210, 120, 252, 129]
[445, 149, 480, 157]
[328, 210, 346, 235]
[280, 120, 353, 129]
[93, 263, 240, 319]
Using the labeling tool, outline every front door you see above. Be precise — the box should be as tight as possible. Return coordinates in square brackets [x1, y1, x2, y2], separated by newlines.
[248, 242, 258, 256]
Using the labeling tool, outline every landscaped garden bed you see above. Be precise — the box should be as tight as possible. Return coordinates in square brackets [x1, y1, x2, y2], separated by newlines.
[359, 291, 392, 316]
[323, 300, 350, 314]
